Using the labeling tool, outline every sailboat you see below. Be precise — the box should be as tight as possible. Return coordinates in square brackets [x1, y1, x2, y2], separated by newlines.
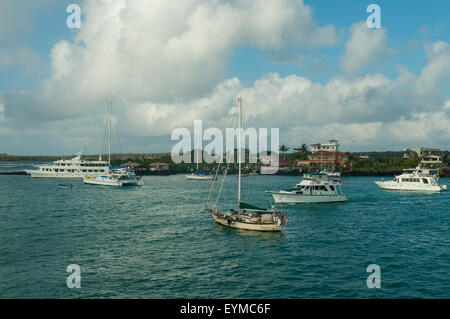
[186, 149, 214, 180]
[205, 98, 287, 232]
[83, 96, 143, 187]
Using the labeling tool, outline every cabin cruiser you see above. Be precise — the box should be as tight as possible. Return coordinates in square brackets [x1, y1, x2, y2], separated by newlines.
[266, 172, 347, 204]
[25, 150, 110, 179]
[83, 165, 143, 187]
[375, 165, 447, 192]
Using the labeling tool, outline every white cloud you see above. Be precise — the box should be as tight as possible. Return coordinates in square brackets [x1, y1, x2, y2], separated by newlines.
[417, 41, 450, 93]
[0, 1, 449, 154]
[39, 0, 337, 109]
[120, 66, 449, 151]
[0, 103, 5, 120]
[340, 21, 387, 74]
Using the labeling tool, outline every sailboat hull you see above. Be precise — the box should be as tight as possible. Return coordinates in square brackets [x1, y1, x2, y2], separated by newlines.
[269, 191, 348, 204]
[213, 215, 284, 231]
[207, 209, 286, 232]
[185, 174, 214, 180]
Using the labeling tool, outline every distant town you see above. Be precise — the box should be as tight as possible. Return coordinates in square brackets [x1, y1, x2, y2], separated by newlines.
[1, 140, 449, 176]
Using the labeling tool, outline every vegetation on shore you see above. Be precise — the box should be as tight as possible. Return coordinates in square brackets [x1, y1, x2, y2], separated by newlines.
[1, 149, 449, 175]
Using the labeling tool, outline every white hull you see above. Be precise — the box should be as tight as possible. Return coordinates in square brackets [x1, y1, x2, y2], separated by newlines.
[269, 191, 347, 204]
[25, 169, 104, 179]
[83, 169, 144, 187]
[185, 174, 214, 180]
[260, 166, 278, 175]
[83, 177, 143, 187]
[375, 181, 446, 193]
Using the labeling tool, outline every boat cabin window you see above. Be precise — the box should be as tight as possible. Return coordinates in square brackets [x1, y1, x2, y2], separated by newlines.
[329, 185, 335, 191]
[405, 178, 420, 183]
[422, 178, 428, 184]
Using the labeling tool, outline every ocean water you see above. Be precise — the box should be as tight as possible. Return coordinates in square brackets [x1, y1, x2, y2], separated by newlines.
[0, 167, 449, 298]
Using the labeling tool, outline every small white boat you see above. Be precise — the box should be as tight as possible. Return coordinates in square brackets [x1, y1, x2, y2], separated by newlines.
[375, 165, 447, 192]
[267, 172, 347, 204]
[84, 165, 143, 187]
[186, 148, 214, 180]
[185, 171, 214, 180]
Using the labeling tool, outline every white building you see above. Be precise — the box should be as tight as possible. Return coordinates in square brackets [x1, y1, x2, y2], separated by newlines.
[421, 155, 443, 165]
[403, 147, 441, 158]
[310, 140, 339, 153]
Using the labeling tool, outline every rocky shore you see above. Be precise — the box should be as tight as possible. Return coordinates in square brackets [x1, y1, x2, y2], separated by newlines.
[0, 171, 27, 175]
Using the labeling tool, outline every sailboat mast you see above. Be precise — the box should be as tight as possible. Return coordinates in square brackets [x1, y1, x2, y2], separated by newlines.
[196, 148, 199, 172]
[238, 97, 242, 210]
[333, 150, 335, 171]
[108, 95, 112, 165]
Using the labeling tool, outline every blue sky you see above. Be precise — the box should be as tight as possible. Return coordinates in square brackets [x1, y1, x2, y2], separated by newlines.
[0, 0, 449, 155]
[227, 0, 449, 86]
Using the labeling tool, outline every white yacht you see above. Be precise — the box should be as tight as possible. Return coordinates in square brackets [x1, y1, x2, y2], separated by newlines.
[266, 172, 347, 204]
[84, 165, 143, 187]
[25, 150, 110, 179]
[375, 165, 447, 192]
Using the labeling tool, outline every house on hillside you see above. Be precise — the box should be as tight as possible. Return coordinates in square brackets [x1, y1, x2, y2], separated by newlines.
[420, 154, 443, 167]
[148, 162, 170, 171]
[310, 140, 339, 153]
[309, 151, 349, 168]
[403, 147, 441, 159]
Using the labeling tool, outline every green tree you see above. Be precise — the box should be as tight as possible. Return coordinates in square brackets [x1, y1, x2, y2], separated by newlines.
[294, 144, 309, 153]
[279, 145, 290, 160]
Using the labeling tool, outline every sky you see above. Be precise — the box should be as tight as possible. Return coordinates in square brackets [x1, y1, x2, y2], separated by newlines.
[0, 0, 449, 155]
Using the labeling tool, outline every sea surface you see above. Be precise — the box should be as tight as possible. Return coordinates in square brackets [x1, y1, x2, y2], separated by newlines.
[1, 164, 449, 298]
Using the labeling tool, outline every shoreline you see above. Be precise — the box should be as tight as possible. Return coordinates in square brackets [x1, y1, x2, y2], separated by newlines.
[3, 170, 449, 177]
